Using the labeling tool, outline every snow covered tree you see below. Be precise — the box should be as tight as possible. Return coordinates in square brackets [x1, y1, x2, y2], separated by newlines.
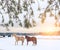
[0, 0, 60, 31]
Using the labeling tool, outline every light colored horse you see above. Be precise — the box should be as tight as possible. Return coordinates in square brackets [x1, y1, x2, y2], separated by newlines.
[12, 34, 25, 45]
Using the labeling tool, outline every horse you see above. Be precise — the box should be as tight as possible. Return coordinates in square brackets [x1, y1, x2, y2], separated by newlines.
[25, 36, 37, 45]
[12, 34, 25, 45]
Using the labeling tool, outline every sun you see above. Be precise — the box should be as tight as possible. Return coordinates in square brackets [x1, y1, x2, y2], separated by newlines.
[36, 16, 60, 35]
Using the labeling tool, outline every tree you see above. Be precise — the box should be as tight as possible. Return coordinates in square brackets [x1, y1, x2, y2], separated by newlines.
[0, 0, 60, 31]
[38, 0, 60, 26]
[0, 0, 36, 30]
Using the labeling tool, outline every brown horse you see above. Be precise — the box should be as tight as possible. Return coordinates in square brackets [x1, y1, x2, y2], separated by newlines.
[12, 34, 25, 45]
[25, 36, 37, 45]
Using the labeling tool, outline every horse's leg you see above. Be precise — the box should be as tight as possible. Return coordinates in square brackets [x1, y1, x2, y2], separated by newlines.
[33, 41, 34, 45]
[22, 41, 23, 45]
[35, 40, 37, 45]
[15, 41, 17, 45]
[32, 41, 36, 45]
[34, 41, 36, 45]
[17, 41, 18, 45]
[15, 41, 18, 45]
[22, 40, 24, 45]
[35, 39, 37, 45]
[27, 41, 28, 45]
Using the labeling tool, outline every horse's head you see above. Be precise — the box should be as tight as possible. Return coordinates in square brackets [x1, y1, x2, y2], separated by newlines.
[12, 34, 16, 37]
[25, 36, 28, 39]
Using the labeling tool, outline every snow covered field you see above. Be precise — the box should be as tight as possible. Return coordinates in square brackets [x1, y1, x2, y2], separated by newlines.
[0, 36, 60, 50]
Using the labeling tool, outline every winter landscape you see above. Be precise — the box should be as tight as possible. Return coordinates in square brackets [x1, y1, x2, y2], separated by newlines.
[0, 0, 60, 50]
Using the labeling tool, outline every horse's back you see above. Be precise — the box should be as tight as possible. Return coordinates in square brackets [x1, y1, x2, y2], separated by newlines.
[32, 37, 37, 40]
[27, 37, 37, 41]
[18, 36, 24, 40]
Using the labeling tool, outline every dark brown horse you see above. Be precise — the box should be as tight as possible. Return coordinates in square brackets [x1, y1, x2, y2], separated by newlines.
[25, 36, 37, 45]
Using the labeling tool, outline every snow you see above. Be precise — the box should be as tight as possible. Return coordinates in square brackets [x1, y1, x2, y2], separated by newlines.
[0, 36, 60, 50]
